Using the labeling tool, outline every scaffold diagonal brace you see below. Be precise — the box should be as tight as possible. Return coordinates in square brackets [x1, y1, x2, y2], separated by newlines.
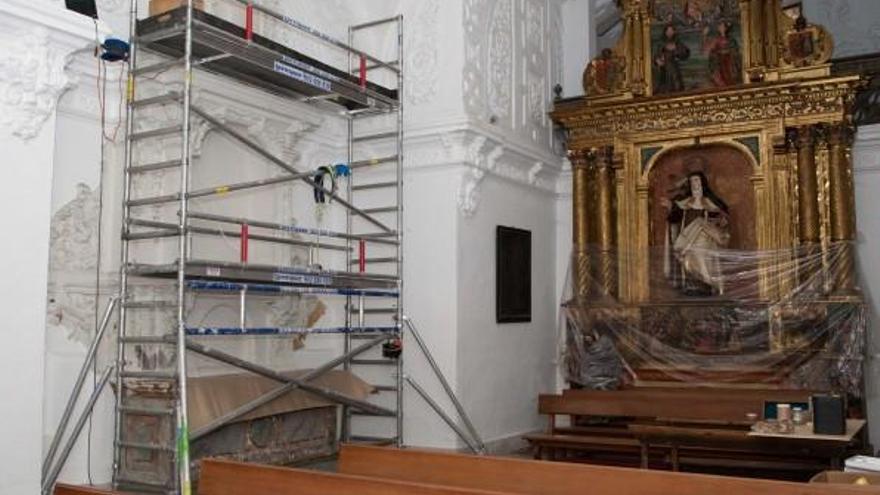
[187, 334, 394, 440]
[187, 102, 395, 234]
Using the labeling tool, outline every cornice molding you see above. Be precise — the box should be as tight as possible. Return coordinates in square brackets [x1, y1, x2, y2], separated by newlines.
[0, 0, 108, 140]
[554, 76, 864, 147]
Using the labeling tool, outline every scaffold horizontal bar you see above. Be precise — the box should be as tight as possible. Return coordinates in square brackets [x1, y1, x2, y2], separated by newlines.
[352, 131, 398, 143]
[363, 206, 398, 214]
[347, 307, 398, 315]
[128, 218, 349, 252]
[352, 181, 398, 191]
[350, 15, 401, 31]
[127, 259, 400, 290]
[126, 172, 305, 207]
[185, 325, 398, 336]
[124, 230, 179, 241]
[128, 158, 182, 174]
[351, 60, 400, 73]
[350, 155, 400, 168]
[350, 257, 399, 265]
[187, 211, 398, 246]
[117, 441, 174, 452]
[130, 93, 177, 108]
[186, 280, 399, 298]
[130, 125, 183, 141]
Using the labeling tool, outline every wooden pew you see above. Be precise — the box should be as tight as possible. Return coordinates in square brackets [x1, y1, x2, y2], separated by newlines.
[524, 387, 837, 470]
[337, 444, 874, 495]
[198, 458, 514, 495]
[54, 485, 121, 495]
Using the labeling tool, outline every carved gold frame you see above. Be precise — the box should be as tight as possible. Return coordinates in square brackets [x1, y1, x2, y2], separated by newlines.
[589, 0, 835, 99]
[556, 75, 861, 304]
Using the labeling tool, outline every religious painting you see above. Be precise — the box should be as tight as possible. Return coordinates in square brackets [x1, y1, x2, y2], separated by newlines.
[496, 226, 531, 323]
[782, 15, 830, 68]
[650, 0, 743, 94]
[583, 48, 626, 96]
[648, 145, 756, 299]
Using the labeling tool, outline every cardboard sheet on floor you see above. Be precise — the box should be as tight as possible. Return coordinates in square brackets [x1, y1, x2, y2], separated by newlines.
[186, 369, 373, 431]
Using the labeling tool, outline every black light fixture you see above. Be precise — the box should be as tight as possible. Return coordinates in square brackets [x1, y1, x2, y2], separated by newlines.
[65, 0, 99, 19]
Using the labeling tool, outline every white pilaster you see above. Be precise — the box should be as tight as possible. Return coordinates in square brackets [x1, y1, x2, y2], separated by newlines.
[854, 124, 880, 447]
[0, 1, 100, 493]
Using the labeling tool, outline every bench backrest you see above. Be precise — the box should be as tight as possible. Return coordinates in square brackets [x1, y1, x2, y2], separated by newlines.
[54, 485, 120, 495]
[337, 444, 873, 495]
[541, 387, 813, 423]
[198, 458, 512, 495]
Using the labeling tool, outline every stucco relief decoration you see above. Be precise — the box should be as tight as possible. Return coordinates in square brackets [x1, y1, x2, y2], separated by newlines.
[405, 0, 440, 105]
[525, 0, 547, 134]
[457, 136, 505, 217]
[0, 26, 75, 139]
[487, 0, 513, 122]
[463, 0, 491, 119]
[46, 183, 108, 346]
[49, 183, 100, 272]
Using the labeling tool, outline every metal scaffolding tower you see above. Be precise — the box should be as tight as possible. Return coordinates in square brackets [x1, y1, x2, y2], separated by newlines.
[115, 1, 404, 492]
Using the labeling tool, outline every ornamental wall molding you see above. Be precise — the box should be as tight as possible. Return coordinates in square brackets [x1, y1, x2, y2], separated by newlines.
[463, 0, 563, 150]
[556, 76, 862, 147]
[401, 126, 563, 217]
[405, 0, 441, 105]
[0, 0, 106, 140]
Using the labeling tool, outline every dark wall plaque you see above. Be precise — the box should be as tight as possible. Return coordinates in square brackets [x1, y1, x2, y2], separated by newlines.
[496, 226, 531, 323]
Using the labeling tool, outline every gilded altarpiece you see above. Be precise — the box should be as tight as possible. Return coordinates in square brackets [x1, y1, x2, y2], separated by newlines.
[557, 0, 865, 390]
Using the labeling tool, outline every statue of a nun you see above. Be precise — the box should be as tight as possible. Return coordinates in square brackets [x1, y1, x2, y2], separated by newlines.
[662, 170, 731, 295]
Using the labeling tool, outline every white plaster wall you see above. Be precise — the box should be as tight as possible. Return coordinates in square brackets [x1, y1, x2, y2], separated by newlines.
[456, 174, 559, 450]
[39, 0, 572, 482]
[801, 0, 880, 58]
[1, 112, 58, 495]
[400, 159, 462, 448]
[553, 170, 572, 392]
[853, 124, 880, 447]
[561, 0, 594, 98]
[0, 2, 99, 493]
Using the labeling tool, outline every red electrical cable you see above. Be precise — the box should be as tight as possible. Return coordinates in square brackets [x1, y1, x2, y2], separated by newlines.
[359, 239, 366, 273]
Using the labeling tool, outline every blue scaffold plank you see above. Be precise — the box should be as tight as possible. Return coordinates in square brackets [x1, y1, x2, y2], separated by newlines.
[185, 280, 399, 298]
[185, 326, 399, 336]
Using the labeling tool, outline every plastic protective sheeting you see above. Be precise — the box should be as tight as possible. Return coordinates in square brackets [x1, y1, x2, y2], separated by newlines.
[561, 241, 866, 395]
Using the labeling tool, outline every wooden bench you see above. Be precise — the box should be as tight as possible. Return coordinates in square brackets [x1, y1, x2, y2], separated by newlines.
[54, 485, 121, 495]
[523, 387, 855, 472]
[198, 458, 513, 495]
[337, 444, 875, 495]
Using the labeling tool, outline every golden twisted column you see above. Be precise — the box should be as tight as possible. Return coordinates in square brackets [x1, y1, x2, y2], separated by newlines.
[795, 125, 821, 289]
[593, 147, 617, 298]
[571, 150, 591, 300]
[827, 124, 857, 294]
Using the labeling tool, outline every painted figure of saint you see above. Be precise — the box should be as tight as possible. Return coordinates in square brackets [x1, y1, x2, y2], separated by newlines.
[654, 24, 691, 94]
[787, 16, 815, 61]
[585, 48, 622, 94]
[663, 171, 731, 296]
[704, 21, 741, 88]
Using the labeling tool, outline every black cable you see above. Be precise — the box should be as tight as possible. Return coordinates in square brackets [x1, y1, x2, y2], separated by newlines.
[86, 17, 102, 486]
